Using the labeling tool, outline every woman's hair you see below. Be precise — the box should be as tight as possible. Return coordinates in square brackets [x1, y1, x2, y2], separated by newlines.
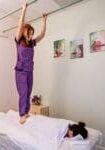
[18, 24, 34, 47]
[68, 122, 88, 139]
[22, 24, 34, 37]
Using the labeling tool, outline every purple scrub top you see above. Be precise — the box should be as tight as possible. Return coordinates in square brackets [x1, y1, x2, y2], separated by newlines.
[15, 38, 36, 72]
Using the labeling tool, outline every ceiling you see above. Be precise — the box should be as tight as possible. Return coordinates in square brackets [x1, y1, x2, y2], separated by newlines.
[0, 0, 84, 35]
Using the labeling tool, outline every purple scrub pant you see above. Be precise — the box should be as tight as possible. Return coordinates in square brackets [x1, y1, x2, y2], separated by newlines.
[15, 71, 33, 116]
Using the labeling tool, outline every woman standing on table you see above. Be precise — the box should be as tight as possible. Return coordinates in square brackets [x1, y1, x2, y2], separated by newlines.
[15, 1, 47, 124]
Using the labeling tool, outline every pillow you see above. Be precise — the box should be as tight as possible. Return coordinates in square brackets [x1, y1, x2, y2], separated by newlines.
[65, 134, 84, 141]
[86, 127, 102, 147]
[87, 127, 102, 141]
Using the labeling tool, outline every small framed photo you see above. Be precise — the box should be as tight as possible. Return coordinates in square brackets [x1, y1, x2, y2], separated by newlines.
[70, 39, 83, 59]
[90, 30, 105, 52]
[53, 39, 65, 58]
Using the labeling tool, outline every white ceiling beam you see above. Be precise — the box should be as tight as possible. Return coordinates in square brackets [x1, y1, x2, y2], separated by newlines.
[3, 0, 85, 33]
[0, 0, 38, 21]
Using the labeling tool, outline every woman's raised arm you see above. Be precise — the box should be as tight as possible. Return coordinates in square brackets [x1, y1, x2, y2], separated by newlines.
[16, 1, 27, 41]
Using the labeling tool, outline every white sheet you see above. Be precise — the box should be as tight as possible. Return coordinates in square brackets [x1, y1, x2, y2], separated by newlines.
[0, 110, 102, 150]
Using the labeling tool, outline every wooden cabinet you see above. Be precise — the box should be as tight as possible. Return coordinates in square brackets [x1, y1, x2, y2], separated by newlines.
[30, 104, 49, 116]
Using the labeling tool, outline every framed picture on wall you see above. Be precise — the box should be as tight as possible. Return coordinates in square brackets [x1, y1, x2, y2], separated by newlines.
[53, 39, 65, 58]
[90, 30, 105, 53]
[70, 39, 83, 59]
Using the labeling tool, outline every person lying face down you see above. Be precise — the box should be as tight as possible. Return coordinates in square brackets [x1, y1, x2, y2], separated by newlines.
[64, 122, 88, 139]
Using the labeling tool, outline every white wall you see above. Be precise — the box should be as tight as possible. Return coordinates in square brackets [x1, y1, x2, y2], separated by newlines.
[31, 0, 105, 132]
[0, 37, 18, 112]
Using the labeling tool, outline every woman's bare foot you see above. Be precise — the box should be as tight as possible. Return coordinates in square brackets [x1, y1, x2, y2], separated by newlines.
[19, 116, 26, 124]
